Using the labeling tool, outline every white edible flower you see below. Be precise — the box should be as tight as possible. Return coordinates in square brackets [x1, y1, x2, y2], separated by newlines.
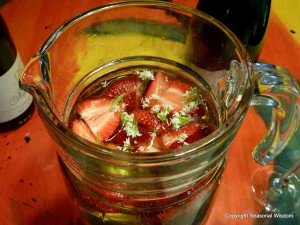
[184, 87, 198, 99]
[162, 104, 173, 111]
[121, 112, 141, 138]
[182, 101, 198, 113]
[141, 97, 150, 109]
[170, 111, 193, 130]
[151, 104, 174, 122]
[137, 69, 154, 80]
[151, 104, 161, 113]
[170, 112, 181, 130]
[117, 138, 133, 151]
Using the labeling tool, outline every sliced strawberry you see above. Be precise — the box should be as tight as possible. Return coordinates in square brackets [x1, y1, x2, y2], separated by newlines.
[110, 125, 151, 150]
[162, 122, 217, 150]
[102, 75, 142, 97]
[158, 81, 192, 112]
[71, 119, 96, 143]
[102, 75, 142, 112]
[161, 122, 202, 150]
[187, 104, 206, 117]
[133, 109, 163, 133]
[76, 98, 121, 141]
[88, 111, 121, 141]
[161, 80, 191, 104]
[76, 98, 114, 122]
[143, 71, 170, 107]
[144, 74, 193, 113]
[123, 91, 142, 112]
[151, 135, 164, 150]
[200, 124, 217, 137]
[179, 123, 217, 145]
[131, 126, 152, 149]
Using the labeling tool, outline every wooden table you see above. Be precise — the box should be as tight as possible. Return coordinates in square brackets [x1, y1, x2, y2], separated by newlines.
[1, 0, 299, 224]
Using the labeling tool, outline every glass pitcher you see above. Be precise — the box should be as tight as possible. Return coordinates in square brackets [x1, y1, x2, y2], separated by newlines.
[19, 1, 300, 225]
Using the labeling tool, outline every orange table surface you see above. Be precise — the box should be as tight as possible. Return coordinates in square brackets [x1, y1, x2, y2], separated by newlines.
[1, 1, 299, 225]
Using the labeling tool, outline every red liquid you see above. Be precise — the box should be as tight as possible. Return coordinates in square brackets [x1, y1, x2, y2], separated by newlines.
[68, 69, 218, 152]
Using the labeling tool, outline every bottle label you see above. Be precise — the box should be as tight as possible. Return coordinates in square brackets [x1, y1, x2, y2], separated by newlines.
[0, 53, 33, 123]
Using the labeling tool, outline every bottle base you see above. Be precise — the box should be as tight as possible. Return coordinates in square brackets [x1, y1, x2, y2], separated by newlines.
[0, 102, 35, 132]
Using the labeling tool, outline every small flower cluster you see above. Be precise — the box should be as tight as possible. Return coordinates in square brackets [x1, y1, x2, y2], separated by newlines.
[151, 104, 173, 122]
[121, 112, 141, 138]
[117, 138, 134, 152]
[183, 87, 205, 108]
[143, 87, 206, 130]
[117, 112, 142, 151]
[141, 94, 160, 109]
[136, 69, 155, 81]
[170, 112, 193, 130]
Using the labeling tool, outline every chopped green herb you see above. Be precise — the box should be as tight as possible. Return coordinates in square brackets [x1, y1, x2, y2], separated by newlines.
[110, 93, 126, 112]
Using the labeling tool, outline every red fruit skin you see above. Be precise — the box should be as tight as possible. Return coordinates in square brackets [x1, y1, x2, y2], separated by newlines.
[187, 104, 206, 118]
[109, 129, 127, 146]
[184, 128, 205, 145]
[110, 125, 151, 150]
[167, 141, 184, 150]
[132, 126, 152, 149]
[102, 75, 142, 112]
[133, 109, 163, 133]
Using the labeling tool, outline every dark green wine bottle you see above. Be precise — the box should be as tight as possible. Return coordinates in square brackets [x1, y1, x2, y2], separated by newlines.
[196, 0, 271, 61]
[0, 14, 35, 132]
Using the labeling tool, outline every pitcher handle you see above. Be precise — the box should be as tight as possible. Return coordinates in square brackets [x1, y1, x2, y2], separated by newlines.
[251, 63, 300, 165]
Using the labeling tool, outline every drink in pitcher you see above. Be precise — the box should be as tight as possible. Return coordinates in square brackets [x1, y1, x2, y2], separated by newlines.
[68, 68, 218, 152]
[63, 66, 223, 224]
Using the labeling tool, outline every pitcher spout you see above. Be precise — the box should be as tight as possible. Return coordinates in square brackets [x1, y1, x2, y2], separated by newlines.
[19, 54, 51, 101]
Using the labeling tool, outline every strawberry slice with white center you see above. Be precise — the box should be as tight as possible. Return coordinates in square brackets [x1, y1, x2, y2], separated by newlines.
[77, 98, 113, 122]
[71, 119, 96, 143]
[144, 73, 192, 112]
[144, 72, 170, 107]
[76, 98, 121, 141]
[161, 81, 191, 104]
[89, 111, 121, 141]
[159, 80, 192, 112]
